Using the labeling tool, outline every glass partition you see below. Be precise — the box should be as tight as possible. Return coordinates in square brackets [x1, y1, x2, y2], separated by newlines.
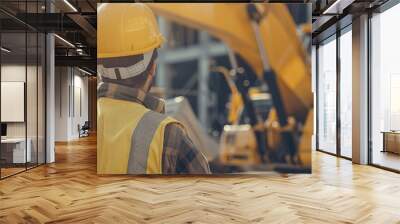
[0, 1, 46, 179]
[317, 36, 337, 154]
[370, 3, 400, 171]
[312, 45, 316, 151]
[339, 28, 352, 158]
[1, 30, 28, 177]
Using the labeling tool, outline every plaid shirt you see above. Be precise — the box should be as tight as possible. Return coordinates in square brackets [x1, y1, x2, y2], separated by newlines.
[98, 82, 211, 174]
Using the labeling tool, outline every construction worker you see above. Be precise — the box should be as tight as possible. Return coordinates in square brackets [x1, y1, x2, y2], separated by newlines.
[97, 3, 211, 174]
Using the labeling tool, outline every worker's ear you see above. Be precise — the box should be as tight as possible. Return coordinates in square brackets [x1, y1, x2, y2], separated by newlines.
[149, 63, 157, 78]
[143, 63, 157, 92]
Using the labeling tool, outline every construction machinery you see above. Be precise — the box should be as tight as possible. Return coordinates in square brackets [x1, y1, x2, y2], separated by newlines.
[147, 3, 313, 172]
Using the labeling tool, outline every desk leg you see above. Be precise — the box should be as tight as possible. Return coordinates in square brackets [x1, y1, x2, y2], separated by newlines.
[382, 133, 386, 153]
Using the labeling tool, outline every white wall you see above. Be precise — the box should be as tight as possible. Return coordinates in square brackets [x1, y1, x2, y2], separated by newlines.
[55, 67, 89, 141]
[1, 65, 32, 137]
[1, 63, 46, 164]
[55, 66, 69, 141]
[1, 65, 26, 140]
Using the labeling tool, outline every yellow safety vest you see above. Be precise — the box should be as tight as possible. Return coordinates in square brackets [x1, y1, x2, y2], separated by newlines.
[97, 97, 178, 174]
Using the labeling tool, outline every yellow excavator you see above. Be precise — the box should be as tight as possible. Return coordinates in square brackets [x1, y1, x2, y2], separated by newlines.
[148, 3, 313, 172]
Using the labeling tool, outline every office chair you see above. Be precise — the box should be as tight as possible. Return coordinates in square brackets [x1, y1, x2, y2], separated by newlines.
[79, 121, 90, 138]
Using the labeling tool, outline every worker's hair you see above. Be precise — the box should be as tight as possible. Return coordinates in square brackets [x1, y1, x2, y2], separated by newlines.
[102, 50, 158, 89]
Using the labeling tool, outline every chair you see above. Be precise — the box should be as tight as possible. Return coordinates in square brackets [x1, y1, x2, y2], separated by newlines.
[79, 121, 90, 138]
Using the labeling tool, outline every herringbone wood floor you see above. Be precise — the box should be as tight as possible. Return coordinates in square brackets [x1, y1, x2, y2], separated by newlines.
[1, 135, 400, 224]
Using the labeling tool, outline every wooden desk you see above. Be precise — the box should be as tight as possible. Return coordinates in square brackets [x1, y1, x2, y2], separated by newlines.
[382, 131, 400, 154]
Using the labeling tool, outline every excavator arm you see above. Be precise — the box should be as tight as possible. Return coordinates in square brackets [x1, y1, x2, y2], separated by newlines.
[148, 3, 312, 119]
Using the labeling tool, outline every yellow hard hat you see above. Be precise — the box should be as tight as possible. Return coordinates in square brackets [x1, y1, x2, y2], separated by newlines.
[97, 3, 164, 59]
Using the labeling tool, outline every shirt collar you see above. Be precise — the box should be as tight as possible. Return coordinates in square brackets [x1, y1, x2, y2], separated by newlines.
[97, 82, 165, 113]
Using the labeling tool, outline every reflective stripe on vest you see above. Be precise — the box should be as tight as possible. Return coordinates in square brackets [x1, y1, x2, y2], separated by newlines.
[97, 97, 178, 174]
[127, 111, 165, 174]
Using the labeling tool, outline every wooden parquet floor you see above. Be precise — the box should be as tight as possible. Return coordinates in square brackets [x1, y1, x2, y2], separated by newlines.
[1, 135, 400, 224]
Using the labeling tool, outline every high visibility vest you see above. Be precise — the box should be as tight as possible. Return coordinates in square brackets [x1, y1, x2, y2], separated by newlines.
[97, 97, 178, 174]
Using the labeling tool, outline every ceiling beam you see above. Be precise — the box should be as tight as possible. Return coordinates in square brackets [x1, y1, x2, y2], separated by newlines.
[322, 0, 356, 15]
[55, 55, 96, 71]
[67, 13, 96, 39]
